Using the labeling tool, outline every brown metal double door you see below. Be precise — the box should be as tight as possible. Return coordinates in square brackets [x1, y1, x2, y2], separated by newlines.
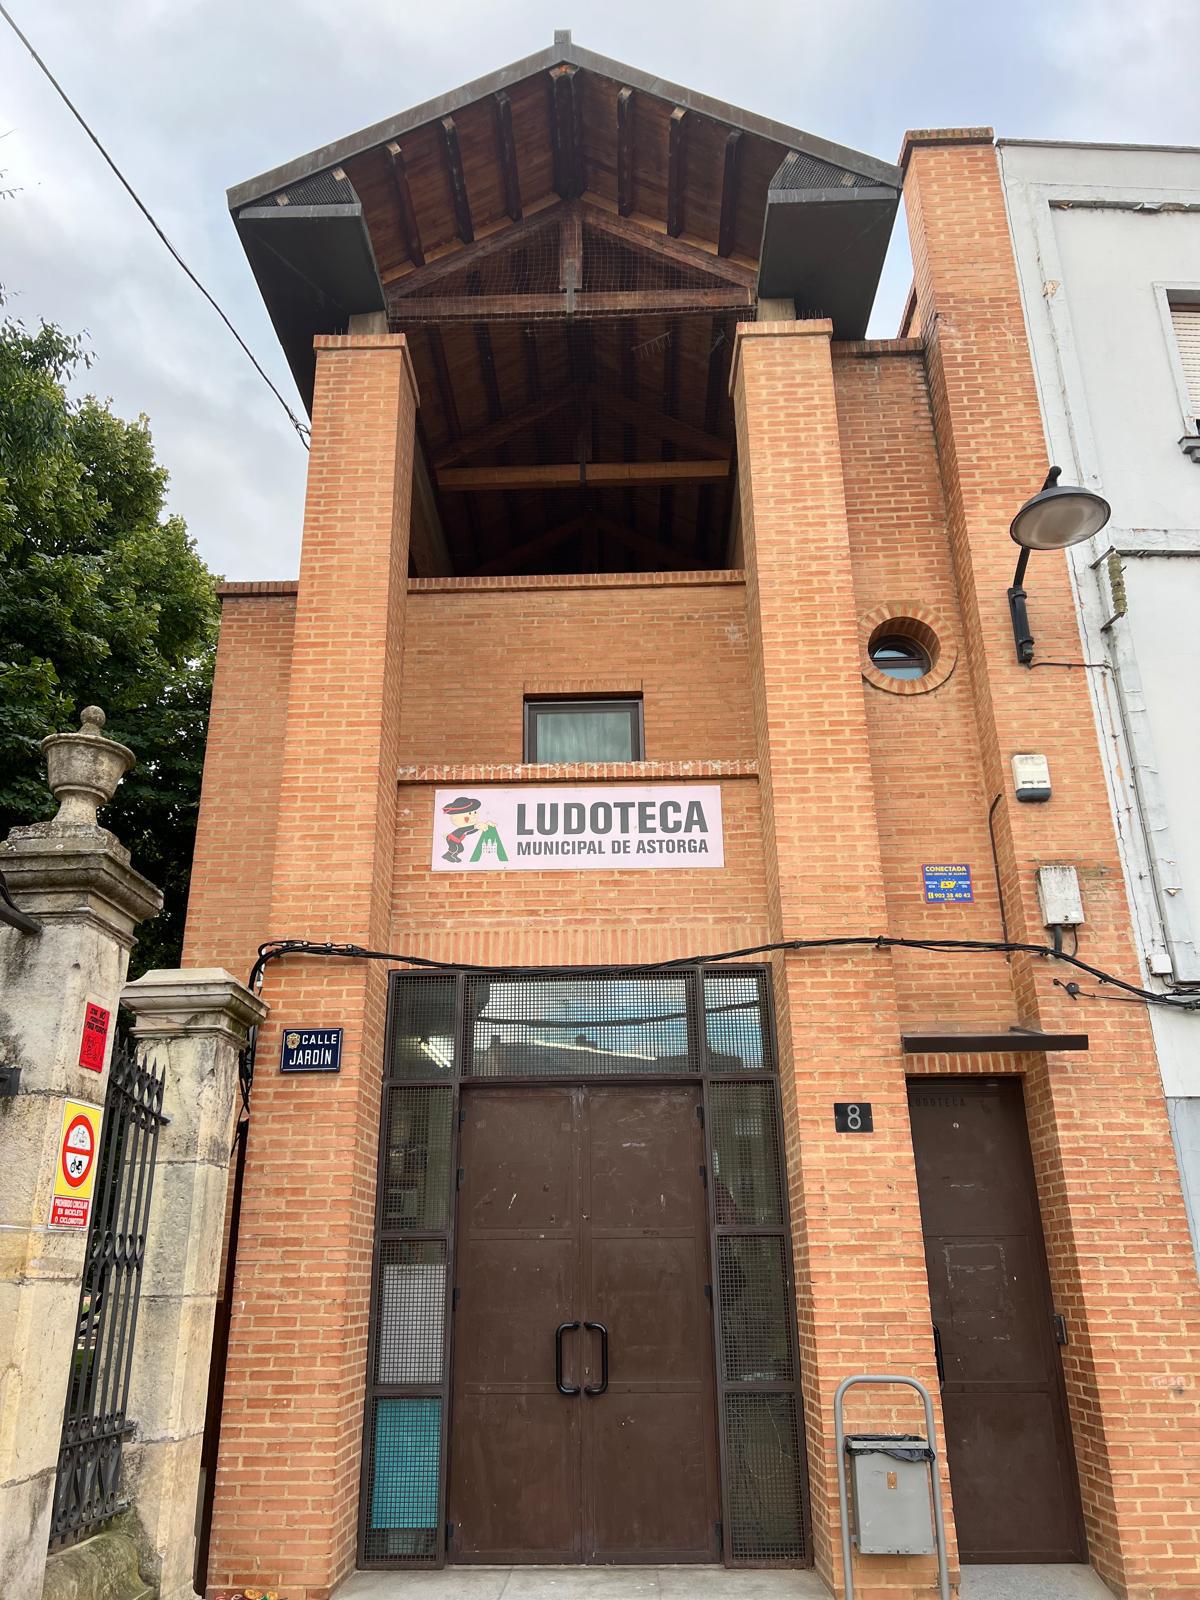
[448, 1083, 721, 1563]
[908, 1077, 1086, 1564]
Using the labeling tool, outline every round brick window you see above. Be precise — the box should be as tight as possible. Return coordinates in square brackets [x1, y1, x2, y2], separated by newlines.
[859, 605, 957, 696]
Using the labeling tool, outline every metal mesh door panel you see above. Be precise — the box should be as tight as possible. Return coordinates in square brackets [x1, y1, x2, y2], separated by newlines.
[376, 1241, 447, 1385]
[466, 972, 694, 1075]
[717, 1235, 795, 1384]
[704, 971, 773, 1071]
[708, 1081, 784, 1226]
[380, 1087, 453, 1231]
[388, 975, 458, 1078]
[363, 1396, 442, 1562]
[724, 1392, 806, 1562]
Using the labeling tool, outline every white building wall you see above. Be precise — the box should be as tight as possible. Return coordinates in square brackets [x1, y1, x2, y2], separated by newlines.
[999, 141, 1200, 1266]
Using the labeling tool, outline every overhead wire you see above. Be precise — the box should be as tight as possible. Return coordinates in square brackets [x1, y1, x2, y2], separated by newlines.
[232, 930, 1200, 1129]
[0, 2, 311, 449]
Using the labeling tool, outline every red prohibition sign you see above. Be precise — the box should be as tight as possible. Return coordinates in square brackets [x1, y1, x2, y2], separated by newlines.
[61, 1114, 95, 1190]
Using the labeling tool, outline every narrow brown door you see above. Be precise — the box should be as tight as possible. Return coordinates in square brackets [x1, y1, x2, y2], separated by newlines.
[908, 1078, 1086, 1564]
[449, 1087, 582, 1561]
[448, 1083, 720, 1563]
[583, 1086, 720, 1562]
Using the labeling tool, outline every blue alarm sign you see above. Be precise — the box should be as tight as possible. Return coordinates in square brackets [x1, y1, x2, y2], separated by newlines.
[922, 864, 974, 903]
[280, 1028, 343, 1073]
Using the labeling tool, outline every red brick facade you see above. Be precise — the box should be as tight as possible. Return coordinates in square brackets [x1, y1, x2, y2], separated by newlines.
[184, 137, 1199, 1599]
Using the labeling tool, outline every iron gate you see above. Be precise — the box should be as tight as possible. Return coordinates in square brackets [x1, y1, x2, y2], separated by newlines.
[50, 1043, 167, 1549]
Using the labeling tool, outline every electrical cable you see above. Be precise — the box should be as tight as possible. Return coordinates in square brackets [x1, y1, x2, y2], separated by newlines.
[0, 2, 312, 449]
[231, 930, 1200, 1142]
[245, 933, 1200, 1011]
[1029, 661, 1111, 672]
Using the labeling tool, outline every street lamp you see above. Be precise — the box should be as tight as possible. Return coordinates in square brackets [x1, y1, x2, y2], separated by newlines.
[1008, 466, 1110, 665]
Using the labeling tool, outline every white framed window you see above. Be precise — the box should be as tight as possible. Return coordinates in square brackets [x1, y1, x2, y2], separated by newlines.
[1154, 284, 1200, 458]
[1170, 302, 1200, 428]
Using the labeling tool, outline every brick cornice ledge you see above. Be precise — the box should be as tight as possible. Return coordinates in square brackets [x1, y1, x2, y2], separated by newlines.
[398, 759, 758, 784]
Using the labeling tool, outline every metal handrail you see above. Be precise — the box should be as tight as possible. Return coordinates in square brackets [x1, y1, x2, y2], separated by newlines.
[834, 1373, 950, 1600]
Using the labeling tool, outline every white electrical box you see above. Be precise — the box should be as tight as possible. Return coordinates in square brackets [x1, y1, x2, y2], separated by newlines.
[1036, 864, 1085, 928]
[1012, 752, 1051, 802]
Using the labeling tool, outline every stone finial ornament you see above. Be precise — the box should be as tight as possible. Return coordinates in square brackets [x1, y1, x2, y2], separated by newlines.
[39, 706, 136, 829]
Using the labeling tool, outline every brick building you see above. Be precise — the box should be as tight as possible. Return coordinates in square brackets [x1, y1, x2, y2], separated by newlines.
[183, 36, 1200, 1600]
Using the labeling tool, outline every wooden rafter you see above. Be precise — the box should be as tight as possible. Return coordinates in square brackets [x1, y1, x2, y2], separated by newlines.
[549, 65, 582, 200]
[616, 87, 635, 217]
[473, 514, 591, 577]
[430, 389, 579, 469]
[390, 288, 751, 322]
[559, 207, 582, 309]
[386, 144, 425, 267]
[410, 439, 453, 576]
[474, 323, 503, 423]
[600, 392, 730, 461]
[389, 207, 561, 298]
[439, 116, 474, 243]
[492, 91, 523, 221]
[667, 108, 688, 238]
[591, 514, 679, 570]
[437, 460, 730, 492]
[424, 326, 461, 440]
[581, 203, 757, 288]
[717, 130, 743, 258]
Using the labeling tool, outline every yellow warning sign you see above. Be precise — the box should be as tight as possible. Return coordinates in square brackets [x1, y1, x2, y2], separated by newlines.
[49, 1099, 104, 1230]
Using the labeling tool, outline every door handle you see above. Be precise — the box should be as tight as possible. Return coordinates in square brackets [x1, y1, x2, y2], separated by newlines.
[555, 1321, 581, 1395]
[583, 1320, 608, 1396]
[932, 1321, 945, 1388]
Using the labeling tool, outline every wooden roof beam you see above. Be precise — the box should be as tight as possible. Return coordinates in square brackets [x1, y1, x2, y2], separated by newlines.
[390, 288, 751, 322]
[431, 389, 579, 469]
[717, 129, 743, 258]
[591, 514, 681, 570]
[667, 108, 688, 238]
[473, 514, 592, 577]
[439, 115, 474, 243]
[389, 206, 562, 297]
[616, 87, 635, 217]
[581, 203, 757, 288]
[550, 64, 583, 200]
[492, 91, 523, 221]
[437, 460, 730, 492]
[386, 144, 426, 267]
[599, 392, 730, 461]
[410, 439, 454, 576]
[559, 207, 582, 308]
[424, 325, 461, 440]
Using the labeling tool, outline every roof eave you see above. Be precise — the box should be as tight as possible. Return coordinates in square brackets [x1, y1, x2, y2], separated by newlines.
[227, 36, 900, 212]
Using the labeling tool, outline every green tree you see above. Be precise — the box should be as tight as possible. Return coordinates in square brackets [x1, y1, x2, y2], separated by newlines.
[0, 313, 219, 974]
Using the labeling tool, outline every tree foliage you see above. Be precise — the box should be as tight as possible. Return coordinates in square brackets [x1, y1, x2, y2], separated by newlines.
[0, 314, 219, 974]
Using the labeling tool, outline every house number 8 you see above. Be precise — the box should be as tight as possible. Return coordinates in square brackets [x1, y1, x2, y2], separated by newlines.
[833, 1102, 874, 1133]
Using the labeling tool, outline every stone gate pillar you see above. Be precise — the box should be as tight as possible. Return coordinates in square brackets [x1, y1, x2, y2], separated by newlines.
[0, 709, 162, 1599]
[119, 968, 268, 1600]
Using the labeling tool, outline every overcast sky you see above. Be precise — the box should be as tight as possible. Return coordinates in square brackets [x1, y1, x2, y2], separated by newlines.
[1, 0, 1192, 581]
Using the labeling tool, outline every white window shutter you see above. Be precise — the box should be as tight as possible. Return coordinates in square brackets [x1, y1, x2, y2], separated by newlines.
[1170, 303, 1200, 423]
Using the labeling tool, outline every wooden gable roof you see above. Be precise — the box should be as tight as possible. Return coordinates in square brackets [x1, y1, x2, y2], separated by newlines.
[230, 34, 900, 575]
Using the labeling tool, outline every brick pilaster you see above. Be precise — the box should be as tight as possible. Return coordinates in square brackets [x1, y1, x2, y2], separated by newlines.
[732, 321, 950, 1596]
[207, 334, 418, 1598]
[904, 131, 1200, 1597]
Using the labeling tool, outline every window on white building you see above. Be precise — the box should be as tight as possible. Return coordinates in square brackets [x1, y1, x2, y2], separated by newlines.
[1169, 300, 1200, 432]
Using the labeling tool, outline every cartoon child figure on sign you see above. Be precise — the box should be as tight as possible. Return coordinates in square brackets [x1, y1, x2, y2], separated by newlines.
[441, 796, 508, 865]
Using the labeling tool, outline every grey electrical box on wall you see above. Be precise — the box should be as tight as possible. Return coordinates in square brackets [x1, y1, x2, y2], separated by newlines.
[1036, 864, 1085, 928]
[1012, 753, 1052, 802]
